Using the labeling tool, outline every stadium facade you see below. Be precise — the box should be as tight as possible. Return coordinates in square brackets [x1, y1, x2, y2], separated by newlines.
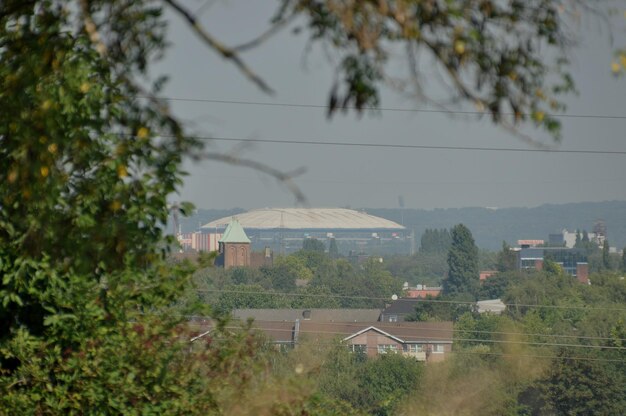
[200, 208, 410, 255]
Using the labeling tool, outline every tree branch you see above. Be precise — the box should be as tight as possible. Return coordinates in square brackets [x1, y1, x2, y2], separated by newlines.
[232, 12, 295, 52]
[203, 151, 307, 205]
[163, 0, 274, 94]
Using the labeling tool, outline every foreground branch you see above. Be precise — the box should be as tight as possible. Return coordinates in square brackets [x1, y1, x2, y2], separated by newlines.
[204, 151, 307, 204]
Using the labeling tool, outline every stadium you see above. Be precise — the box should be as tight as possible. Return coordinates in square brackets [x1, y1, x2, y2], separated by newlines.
[201, 208, 410, 254]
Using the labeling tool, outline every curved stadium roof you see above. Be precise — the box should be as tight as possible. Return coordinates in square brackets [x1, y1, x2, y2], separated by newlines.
[202, 208, 404, 231]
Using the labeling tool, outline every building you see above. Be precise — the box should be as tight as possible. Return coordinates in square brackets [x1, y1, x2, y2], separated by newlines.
[517, 246, 589, 282]
[215, 219, 251, 269]
[219, 309, 454, 362]
[402, 283, 442, 299]
[476, 299, 506, 314]
[380, 298, 422, 322]
[232, 308, 382, 323]
[201, 208, 407, 254]
[479, 270, 498, 281]
[177, 232, 222, 252]
[334, 322, 453, 361]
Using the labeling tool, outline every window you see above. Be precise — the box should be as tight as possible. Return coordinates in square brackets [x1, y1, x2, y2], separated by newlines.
[350, 344, 366, 354]
[377, 344, 397, 354]
[405, 344, 424, 353]
[432, 344, 445, 353]
[387, 315, 398, 322]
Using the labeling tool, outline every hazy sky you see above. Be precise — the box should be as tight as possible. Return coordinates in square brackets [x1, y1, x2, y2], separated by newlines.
[155, 1, 626, 210]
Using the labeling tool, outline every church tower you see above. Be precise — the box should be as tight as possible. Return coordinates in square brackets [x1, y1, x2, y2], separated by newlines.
[217, 218, 251, 269]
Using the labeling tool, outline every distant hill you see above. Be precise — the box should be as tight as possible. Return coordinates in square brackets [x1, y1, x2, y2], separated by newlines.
[177, 208, 245, 233]
[178, 201, 626, 251]
[366, 201, 626, 250]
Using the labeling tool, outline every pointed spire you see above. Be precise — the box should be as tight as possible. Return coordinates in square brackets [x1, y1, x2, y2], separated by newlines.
[219, 218, 251, 243]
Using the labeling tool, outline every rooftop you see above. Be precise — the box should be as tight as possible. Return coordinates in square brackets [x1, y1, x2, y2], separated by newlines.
[202, 208, 405, 231]
[219, 219, 251, 244]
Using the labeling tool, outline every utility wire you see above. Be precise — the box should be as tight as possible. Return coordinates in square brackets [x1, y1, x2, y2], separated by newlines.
[196, 288, 626, 312]
[144, 134, 626, 155]
[183, 314, 625, 343]
[203, 318, 626, 343]
[204, 323, 626, 350]
[136, 96, 626, 120]
[189, 326, 626, 363]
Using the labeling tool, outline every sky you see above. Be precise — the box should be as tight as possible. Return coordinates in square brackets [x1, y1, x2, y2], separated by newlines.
[154, 1, 626, 210]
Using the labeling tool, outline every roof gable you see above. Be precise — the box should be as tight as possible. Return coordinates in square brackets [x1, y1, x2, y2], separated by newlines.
[219, 219, 251, 243]
[343, 326, 405, 343]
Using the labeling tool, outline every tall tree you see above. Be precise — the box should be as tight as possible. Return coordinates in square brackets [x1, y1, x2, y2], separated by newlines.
[303, 238, 326, 253]
[328, 237, 340, 259]
[602, 240, 611, 270]
[420, 228, 452, 254]
[496, 241, 518, 272]
[444, 224, 479, 297]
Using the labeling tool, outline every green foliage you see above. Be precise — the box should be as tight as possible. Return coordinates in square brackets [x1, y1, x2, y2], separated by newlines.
[478, 271, 525, 300]
[419, 228, 451, 254]
[444, 224, 479, 297]
[407, 293, 473, 322]
[497, 241, 518, 272]
[302, 238, 326, 253]
[328, 238, 339, 259]
[278, 0, 580, 139]
[542, 258, 563, 276]
[318, 347, 423, 416]
[602, 240, 611, 270]
[384, 252, 448, 286]
[524, 350, 626, 416]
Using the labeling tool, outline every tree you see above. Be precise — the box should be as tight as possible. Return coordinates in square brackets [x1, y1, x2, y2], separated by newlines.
[420, 229, 452, 254]
[622, 247, 626, 272]
[496, 241, 518, 272]
[1, 1, 622, 413]
[328, 237, 340, 259]
[302, 238, 326, 253]
[602, 240, 611, 270]
[444, 224, 479, 297]
[0, 2, 303, 413]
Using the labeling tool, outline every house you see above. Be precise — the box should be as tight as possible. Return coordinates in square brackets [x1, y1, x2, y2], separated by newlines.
[232, 308, 382, 323]
[479, 270, 498, 281]
[218, 309, 454, 362]
[380, 298, 421, 322]
[298, 321, 453, 362]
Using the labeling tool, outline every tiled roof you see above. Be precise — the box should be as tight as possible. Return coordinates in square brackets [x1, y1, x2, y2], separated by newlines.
[219, 218, 251, 243]
[233, 309, 382, 322]
[381, 298, 422, 316]
[298, 321, 453, 343]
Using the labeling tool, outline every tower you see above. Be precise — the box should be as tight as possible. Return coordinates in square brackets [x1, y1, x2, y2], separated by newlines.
[218, 218, 251, 269]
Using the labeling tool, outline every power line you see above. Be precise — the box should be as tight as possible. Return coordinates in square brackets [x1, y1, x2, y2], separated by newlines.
[149, 134, 626, 155]
[204, 321, 626, 350]
[136, 96, 626, 120]
[190, 326, 626, 363]
[196, 289, 626, 312]
[213, 318, 625, 343]
[179, 314, 626, 343]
